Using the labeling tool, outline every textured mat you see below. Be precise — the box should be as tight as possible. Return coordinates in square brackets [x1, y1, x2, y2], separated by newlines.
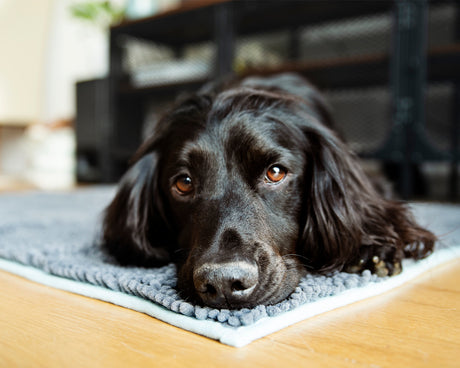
[0, 187, 459, 347]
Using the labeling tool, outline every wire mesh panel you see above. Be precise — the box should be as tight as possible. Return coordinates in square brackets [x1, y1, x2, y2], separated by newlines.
[425, 3, 458, 154]
[119, 36, 215, 87]
[234, 31, 289, 72]
[298, 13, 392, 62]
[425, 83, 454, 153]
[427, 3, 457, 49]
[323, 87, 391, 154]
[424, 2, 459, 200]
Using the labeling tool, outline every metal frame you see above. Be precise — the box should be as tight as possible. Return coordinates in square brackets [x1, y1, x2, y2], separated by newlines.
[371, 0, 454, 198]
[98, 0, 460, 198]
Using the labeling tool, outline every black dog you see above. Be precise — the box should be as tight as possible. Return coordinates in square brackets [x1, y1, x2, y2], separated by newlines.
[102, 74, 435, 309]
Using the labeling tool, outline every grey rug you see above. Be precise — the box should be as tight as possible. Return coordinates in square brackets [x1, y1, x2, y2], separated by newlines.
[0, 187, 459, 346]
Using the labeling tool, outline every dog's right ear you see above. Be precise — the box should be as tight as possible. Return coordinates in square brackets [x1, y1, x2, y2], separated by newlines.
[102, 152, 174, 266]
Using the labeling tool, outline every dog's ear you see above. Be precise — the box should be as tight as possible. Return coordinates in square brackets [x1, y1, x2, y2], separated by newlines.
[298, 123, 435, 273]
[102, 151, 174, 266]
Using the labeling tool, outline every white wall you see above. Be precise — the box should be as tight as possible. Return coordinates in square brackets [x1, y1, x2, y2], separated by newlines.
[0, 0, 113, 125]
[0, 0, 53, 124]
[42, 0, 111, 124]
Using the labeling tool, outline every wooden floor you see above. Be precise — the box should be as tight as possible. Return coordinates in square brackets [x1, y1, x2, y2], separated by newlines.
[0, 259, 458, 367]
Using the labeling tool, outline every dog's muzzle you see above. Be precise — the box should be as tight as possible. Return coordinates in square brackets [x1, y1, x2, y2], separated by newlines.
[193, 261, 258, 308]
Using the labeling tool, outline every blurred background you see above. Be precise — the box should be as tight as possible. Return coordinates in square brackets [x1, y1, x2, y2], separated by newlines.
[0, 0, 458, 201]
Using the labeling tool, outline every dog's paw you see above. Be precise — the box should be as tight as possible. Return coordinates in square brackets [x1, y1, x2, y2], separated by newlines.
[345, 245, 403, 277]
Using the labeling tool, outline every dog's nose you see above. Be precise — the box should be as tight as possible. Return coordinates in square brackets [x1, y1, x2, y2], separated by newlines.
[193, 261, 258, 308]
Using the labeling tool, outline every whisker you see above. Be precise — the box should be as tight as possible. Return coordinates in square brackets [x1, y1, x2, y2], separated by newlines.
[282, 253, 311, 263]
[281, 253, 315, 270]
[435, 224, 460, 239]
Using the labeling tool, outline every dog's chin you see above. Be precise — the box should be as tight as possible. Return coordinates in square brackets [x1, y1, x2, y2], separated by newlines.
[177, 281, 299, 310]
[177, 256, 305, 309]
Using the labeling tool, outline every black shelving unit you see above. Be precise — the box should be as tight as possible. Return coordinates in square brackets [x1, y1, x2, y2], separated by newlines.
[77, 0, 460, 200]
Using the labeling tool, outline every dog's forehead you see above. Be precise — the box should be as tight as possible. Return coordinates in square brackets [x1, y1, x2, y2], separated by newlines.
[178, 111, 294, 164]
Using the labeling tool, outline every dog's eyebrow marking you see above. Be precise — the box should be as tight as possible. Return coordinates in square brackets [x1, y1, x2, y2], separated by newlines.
[225, 121, 292, 164]
[225, 126, 276, 169]
[175, 138, 220, 175]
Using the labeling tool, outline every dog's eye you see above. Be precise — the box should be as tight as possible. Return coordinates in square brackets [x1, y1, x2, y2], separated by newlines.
[174, 175, 194, 195]
[265, 165, 287, 184]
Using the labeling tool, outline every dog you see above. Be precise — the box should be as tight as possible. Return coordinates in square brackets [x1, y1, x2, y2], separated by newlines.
[102, 73, 436, 309]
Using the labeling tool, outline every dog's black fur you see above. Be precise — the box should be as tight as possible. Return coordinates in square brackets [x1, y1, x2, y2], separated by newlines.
[102, 74, 436, 309]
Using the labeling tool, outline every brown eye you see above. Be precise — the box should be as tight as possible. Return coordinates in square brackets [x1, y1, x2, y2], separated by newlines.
[265, 165, 287, 183]
[174, 175, 194, 195]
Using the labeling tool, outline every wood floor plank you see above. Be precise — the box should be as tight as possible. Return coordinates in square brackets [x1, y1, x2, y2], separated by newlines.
[0, 260, 458, 367]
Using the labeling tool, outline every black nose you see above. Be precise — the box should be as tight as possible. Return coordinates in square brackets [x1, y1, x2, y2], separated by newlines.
[193, 261, 258, 308]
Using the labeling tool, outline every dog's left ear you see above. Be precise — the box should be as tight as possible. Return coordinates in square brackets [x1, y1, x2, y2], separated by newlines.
[298, 123, 435, 273]
[102, 151, 174, 266]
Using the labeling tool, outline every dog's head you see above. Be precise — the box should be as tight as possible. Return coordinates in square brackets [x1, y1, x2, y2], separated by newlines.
[102, 74, 434, 308]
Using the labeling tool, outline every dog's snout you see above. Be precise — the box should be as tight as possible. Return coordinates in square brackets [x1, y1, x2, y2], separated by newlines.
[193, 261, 258, 308]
